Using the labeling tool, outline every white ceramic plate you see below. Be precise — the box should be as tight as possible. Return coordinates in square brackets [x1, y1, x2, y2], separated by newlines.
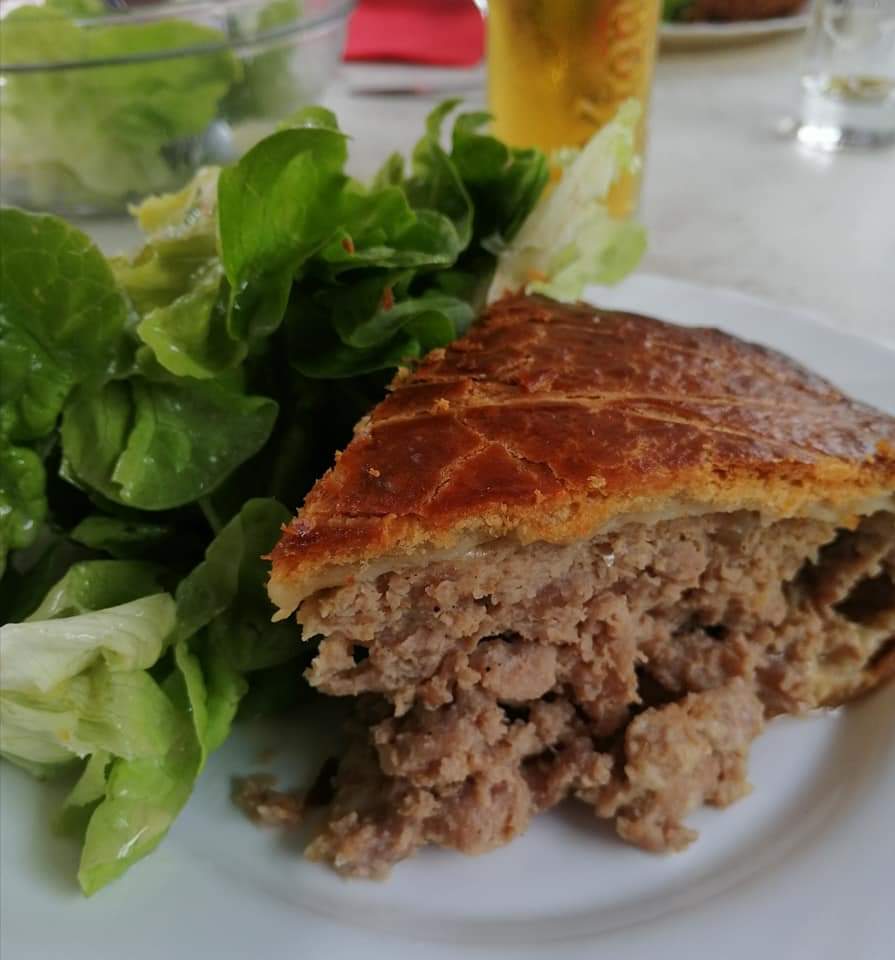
[661, 11, 810, 49]
[2, 275, 893, 960]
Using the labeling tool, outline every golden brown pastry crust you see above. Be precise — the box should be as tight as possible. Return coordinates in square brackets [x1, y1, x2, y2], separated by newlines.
[269, 295, 895, 613]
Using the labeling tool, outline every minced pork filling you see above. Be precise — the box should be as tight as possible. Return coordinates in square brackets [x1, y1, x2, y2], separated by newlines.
[296, 510, 895, 877]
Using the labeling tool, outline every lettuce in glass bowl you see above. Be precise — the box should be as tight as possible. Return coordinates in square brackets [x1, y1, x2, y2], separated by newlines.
[0, 0, 354, 215]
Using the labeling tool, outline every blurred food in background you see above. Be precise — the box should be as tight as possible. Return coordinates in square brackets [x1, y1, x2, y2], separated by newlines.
[486, 0, 660, 219]
[662, 0, 805, 22]
[0, 0, 354, 215]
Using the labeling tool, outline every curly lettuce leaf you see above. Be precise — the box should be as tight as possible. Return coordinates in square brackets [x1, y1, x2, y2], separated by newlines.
[403, 100, 474, 251]
[489, 99, 646, 302]
[108, 170, 245, 380]
[130, 165, 220, 241]
[449, 107, 550, 249]
[288, 285, 473, 378]
[218, 110, 350, 341]
[316, 190, 463, 277]
[378, 99, 549, 254]
[0, 582, 177, 788]
[1, 664, 178, 766]
[0, 593, 175, 695]
[218, 106, 477, 378]
[135, 262, 246, 379]
[110, 167, 221, 315]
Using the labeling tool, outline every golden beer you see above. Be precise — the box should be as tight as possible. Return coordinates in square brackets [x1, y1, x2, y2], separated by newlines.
[487, 0, 660, 217]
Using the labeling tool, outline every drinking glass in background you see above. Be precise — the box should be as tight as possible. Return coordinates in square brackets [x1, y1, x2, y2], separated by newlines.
[798, 0, 895, 149]
[481, 0, 661, 218]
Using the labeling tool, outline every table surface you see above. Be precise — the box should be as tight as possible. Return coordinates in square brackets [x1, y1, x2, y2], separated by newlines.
[90, 31, 894, 348]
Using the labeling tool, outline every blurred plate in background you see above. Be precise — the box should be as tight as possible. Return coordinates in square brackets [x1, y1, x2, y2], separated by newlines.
[661, 12, 809, 49]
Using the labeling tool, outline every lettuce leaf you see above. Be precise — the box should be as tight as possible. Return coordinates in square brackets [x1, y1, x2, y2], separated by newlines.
[135, 262, 246, 379]
[24, 560, 166, 621]
[218, 111, 350, 343]
[76, 661, 203, 895]
[57, 749, 109, 835]
[0, 7, 240, 206]
[489, 99, 647, 302]
[175, 498, 295, 672]
[110, 167, 221, 316]
[61, 379, 278, 511]
[1, 664, 178, 766]
[108, 170, 246, 381]
[0, 445, 47, 578]
[0, 501, 297, 894]
[0, 585, 177, 789]
[450, 111, 549, 249]
[218, 106, 478, 379]
[0, 208, 131, 443]
[70, 498, 295, 893]
[404, 100, 474, 251]
[0, 593, 175, 695]
[287, 287, 473, 378]
[221, 0, 306, 123]
[69, 516, 177, 560]
[175, 500, 284, 640]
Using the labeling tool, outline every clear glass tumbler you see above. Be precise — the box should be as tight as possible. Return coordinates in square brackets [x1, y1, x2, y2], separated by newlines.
[798, 0, 895, 150]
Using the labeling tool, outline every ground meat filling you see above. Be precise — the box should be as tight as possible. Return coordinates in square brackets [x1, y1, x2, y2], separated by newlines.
[300, 510, 895, 877]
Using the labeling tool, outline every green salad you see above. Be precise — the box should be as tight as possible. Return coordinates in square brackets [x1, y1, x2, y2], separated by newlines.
[0, 0, 305, 209]
[0, 101, 645, 894]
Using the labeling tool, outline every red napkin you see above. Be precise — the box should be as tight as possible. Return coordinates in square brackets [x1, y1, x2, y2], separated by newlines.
[345, 0, 485, 66]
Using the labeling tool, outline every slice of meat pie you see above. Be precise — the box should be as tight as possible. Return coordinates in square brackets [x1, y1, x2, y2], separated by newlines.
[269, 294, 895, 877]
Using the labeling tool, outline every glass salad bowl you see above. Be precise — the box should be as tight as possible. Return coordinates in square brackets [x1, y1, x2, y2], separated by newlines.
[0, 0, 354, 215]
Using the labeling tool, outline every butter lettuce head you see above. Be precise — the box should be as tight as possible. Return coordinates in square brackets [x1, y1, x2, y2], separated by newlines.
[0, 499, 298, 894]
[0, 585, 176, 775]
[0, 6, 240, 206]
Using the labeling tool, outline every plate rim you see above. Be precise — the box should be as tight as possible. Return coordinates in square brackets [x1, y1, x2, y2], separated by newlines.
[661, 12, 809, 37]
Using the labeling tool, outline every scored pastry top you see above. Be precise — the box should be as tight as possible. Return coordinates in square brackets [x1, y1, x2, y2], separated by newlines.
[268, 294, 895, 613]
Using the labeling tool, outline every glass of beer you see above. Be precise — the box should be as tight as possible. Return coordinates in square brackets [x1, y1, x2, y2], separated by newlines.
[482, 0, 661, 218]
